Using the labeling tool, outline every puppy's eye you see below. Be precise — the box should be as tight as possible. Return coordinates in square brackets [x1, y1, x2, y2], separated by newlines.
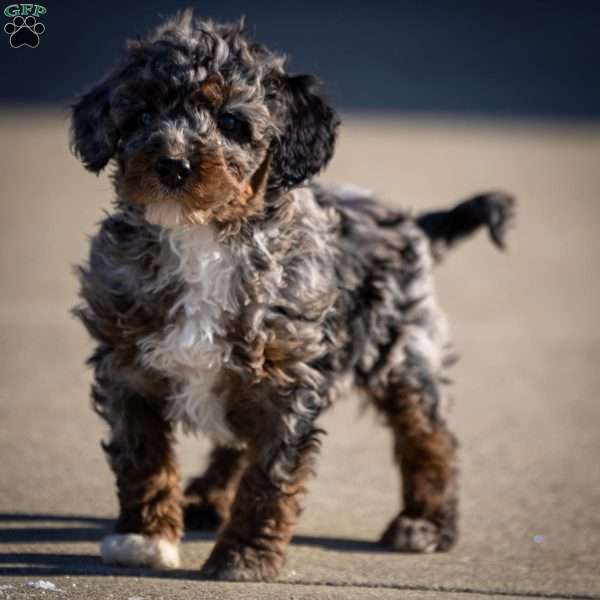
[217, 113, 247, 139]
[138, 112, 153, 126]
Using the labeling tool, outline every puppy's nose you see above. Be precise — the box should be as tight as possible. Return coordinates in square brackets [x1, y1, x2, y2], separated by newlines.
[156, 156, 191, 188]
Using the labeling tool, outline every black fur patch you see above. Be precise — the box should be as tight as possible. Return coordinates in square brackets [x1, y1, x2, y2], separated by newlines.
[268, 75, 340, 189]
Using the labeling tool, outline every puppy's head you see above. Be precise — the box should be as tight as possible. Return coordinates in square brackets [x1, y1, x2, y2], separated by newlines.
[71, 11, 339, 229]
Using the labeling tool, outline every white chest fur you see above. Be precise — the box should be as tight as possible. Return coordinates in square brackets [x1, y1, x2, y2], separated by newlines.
[138, 225, 238, 444]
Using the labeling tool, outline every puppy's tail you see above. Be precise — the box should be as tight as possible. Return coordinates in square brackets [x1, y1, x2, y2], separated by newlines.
[416, 191, 515, 261]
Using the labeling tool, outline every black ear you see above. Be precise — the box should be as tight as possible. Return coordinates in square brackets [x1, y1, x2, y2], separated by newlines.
[269, 75, 339, 189]
[71, 76, 119, 173]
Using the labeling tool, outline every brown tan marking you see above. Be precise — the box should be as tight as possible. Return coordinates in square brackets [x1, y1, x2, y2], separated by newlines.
[121, 148, 270, 230]
[374, 388, 459, 552]
[184, 446, 248, 531]
[201, 438, 318, 581]
[105, 398, 183, 543]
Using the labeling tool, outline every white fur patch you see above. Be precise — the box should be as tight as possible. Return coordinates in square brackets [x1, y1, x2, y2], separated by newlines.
[100, 534, 180, 569]
[139, 225, 238, 444]
[145, 198, 210, 228]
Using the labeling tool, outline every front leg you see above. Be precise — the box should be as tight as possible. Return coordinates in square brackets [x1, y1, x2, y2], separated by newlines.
[95, 384, 183, 569]
[201, 390, 322, 581]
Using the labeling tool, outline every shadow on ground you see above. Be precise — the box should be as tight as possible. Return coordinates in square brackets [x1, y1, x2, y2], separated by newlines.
[0, 512, 382, 578]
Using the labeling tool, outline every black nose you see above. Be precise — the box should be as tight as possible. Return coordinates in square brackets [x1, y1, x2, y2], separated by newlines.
[156, 156, 191, 188]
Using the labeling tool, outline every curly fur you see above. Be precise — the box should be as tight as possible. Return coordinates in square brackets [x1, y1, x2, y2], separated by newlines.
[72, 10, 515, 582]
[138, 224, 238, 443]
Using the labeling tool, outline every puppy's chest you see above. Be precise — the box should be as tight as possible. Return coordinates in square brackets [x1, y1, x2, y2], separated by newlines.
[135, 226, 240, 440]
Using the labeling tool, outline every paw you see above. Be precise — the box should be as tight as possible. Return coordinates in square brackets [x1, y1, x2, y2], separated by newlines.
[379, 515, 446, 553]
[201, 544, 283, 582]
[100, 534, 180, 569]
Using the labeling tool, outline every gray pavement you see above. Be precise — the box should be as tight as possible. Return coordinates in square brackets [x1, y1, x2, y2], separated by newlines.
[1, 110, 599, 599]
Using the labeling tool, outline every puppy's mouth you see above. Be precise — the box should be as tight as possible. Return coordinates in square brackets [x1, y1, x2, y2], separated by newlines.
[120, 150, 270, 229]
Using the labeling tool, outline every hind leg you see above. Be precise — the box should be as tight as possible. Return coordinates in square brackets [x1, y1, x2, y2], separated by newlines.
[184, 446, 247, 531]
[373, 385, 458, 552]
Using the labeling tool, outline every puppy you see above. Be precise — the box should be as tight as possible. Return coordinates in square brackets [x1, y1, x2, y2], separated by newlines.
[71, 11, 514, 581]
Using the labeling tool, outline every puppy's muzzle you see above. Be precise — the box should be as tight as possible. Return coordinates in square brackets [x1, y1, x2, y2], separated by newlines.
[157, 156, 191, 189]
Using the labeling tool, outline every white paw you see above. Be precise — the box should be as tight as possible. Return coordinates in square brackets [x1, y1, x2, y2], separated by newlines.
[100, 534, 180, 569]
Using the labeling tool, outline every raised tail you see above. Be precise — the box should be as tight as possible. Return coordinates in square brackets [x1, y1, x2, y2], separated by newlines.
[416, 191, 515, 259]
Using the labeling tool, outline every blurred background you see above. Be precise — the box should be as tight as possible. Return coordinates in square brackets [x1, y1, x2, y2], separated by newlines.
[2, 0, 600, 116]
[1, 2, 600, 598]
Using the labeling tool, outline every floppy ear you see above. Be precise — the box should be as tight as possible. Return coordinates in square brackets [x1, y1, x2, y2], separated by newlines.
[269, 74, 339, 189]
[71, 76, 119, 173]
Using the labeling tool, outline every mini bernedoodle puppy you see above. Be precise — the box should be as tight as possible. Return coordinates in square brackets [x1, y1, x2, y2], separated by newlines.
[72, 11, 515, 581]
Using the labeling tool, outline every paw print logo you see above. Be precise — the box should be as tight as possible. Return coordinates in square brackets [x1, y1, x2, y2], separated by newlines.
[4, 15, 45, 48]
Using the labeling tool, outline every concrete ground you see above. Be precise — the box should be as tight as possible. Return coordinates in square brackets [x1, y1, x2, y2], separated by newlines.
[1, 110, 599, 599]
